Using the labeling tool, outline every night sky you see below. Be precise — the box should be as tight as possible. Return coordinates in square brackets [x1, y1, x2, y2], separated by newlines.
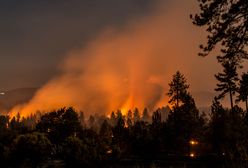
[0, 0, 159, 90]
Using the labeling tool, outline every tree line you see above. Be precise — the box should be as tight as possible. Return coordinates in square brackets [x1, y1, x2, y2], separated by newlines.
[0, 71, 248, 167]
[0, 0, 247, 167]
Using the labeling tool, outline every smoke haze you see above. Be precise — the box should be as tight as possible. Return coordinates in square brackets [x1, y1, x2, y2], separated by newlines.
[10, 0, 220, 117]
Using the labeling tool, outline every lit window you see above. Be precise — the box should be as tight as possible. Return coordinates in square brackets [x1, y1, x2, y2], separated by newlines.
[190, 153, 195, 157]
[189, 140, 198, 145]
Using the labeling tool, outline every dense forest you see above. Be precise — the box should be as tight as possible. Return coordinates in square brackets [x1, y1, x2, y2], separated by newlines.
[0, 71, 248, 168]
[0, 0, 248, 167]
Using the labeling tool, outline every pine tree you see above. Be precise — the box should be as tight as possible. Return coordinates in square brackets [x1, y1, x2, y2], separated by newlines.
[191, 0, 248, 63]
[133, 108, 140, 123]
[237, 72, 248, 113]
[215, 60, 239, 111]
[126, 110, 133, 128]
[142, 108, 150, 123]
[167, 72, 204, 154]
[167, 71, 189, 108]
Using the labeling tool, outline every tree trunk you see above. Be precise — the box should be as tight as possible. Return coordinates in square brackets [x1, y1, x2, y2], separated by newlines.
[176, 90, 179, 108]
[229, 90, 234, 113]
[246, 97, 248, 114]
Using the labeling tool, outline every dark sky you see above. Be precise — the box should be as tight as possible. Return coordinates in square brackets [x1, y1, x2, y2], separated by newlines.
[0, 0, 159, 90]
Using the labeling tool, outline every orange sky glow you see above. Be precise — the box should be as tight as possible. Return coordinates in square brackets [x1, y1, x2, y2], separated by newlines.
[9, 0, 220, 118]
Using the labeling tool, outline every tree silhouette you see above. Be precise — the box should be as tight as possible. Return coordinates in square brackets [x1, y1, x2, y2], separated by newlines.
[215, 60, 239, 111]
[36, 107, 80, 143]
[151, 110, 163, 150]
[209, 97, 246, 162]
[209, 97, 229, 155]
[167, 71, 189, 108]
[191, 0, 248, 63]
[133, 108, 141, 123]
[79, 111, 85, 128]
[110, 111, 117, 127]
[115, 110, 125, 130]
[100, 119, 113, 150]
[129, 120, 151, 157]
[126, 110, 133, 127]
[237, 72, 248, 113]
[88, 115, 96, 129]
[61, 135, 105, 167]
[11, 132, 52, 167]
[142, 108, 150, 123]
[61, 136, 85, 167]
[167, 72, 204, 154]
[152, 110, 162, 126]
[112, 110, 128, 159]
[0, 115, 8, 132]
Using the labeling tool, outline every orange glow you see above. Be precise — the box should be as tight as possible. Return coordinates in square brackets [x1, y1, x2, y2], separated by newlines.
[190, 153, 195, 158]
[189, 140, 199, 145]
[106, 149, 112, 154]
[8, 0, 216, 118]
[120, 95, 134, 115]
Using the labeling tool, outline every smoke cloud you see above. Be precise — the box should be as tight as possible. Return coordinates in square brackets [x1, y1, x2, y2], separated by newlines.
[10, 0, 219, 117]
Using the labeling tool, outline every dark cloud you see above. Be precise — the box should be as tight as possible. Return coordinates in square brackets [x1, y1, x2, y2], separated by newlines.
[0, 0, 160, 90]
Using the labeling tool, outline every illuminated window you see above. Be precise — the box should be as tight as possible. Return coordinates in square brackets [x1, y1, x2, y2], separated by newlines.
[190, 153, 195, 157]
[189, 140, 198, 145]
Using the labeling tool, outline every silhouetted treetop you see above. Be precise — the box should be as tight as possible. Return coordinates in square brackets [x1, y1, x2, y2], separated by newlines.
[215, 60, 239, 110]
[191, 0, 248, 62]
[167, 71, 189, 108]
[36, 107, 80, 143]
[237, 72, 248, 112]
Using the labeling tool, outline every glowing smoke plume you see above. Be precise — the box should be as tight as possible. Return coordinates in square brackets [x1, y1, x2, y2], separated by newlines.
[10, 0, 219, 117]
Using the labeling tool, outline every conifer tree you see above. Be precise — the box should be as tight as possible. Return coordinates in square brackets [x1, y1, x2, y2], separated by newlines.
[215, 60, 239, 111]
[237, 72, 248, 113]
[191, 0, 248, 63]
[167, 71, 189, 108]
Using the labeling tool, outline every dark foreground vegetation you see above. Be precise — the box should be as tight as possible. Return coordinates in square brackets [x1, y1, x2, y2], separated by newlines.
[1, 71, 248, 168]
[0, 0, 247, 167]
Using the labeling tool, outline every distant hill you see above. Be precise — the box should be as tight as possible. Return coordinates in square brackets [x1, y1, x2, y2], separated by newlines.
[0, 88, 38, 114]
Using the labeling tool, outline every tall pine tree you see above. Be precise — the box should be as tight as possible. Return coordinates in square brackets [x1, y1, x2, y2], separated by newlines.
[167, 71, 189, 108]
[237, 72, 248, 113]
[215, 60, 239, 111]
